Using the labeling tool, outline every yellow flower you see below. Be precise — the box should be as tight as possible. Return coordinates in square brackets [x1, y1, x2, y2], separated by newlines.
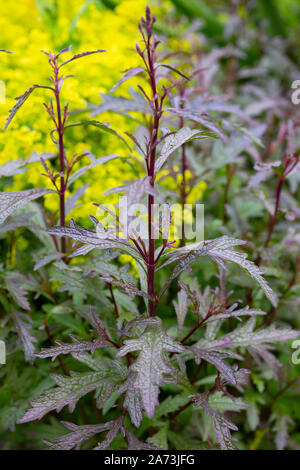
[186, 181, 207, 203]
[0, 0, 153, 223]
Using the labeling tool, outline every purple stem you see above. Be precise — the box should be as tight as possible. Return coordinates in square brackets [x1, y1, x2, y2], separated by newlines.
[53, 62, 66, 258]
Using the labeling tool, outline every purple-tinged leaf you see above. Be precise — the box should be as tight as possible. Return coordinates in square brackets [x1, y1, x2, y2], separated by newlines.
[65, 184, 89, 215]
[196, 46, 244, 89]
[190, 391, 237, 450]
[159, 236, 277, 307]
[57, 120, 130, 150]
[0, 160, 26, 177]
[248, 345, 283, 381]
[207, 249, 277, 307]
[47, 221, 145, 264]
[274, 416, 293, 450]
[18, 358, 125, 423]
[33, 252, 64, 271]
[44, 421, 112, 450]
[18, 372, 107, 422]
[94, 417, 124, 450]
[119, 373, 143, 428]
[179, 281, 211, 321]
[97, 275, 149, 298]
[104, 176, 158, 212]
[158, 236, 246, 298]
[0, 188, 54, 225]
[248, 160, 281, 189]
[244, 97, 289, 117]
[35, 335, 108, 361]
[213, 413, 238, 450]
[191, 348, 241, 385]
[0, 153, 55, 178]
[27, 151, 56, 164]
[196, 317, 300, 351]
[155, 127, 209, 174]
[155, 63, 190, 81]
[11, 310, 37, 363]
[6, 273, 30, 311]
[4, 85, 54, 130]
[173, 288, 188, 337]
[109, 67, 145, 93]
[166, 109, 227, 143]
[56, 45, 73, 56]
[189, 96, 251, 122]
[203, 306, 266, 326]
[0, 212, 37, 234]
[126, 430, 160, 450]
[60, 49, 106, 68]
[117, 319, 185, 419]
[211, 125, 266, 169]
[67, 154, 118, 186]
[120, 317, 159, 339]
[90, 89, 152, 117]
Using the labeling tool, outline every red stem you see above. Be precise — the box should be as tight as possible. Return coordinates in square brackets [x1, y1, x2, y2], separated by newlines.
[264, 176, 284, 249]
[54, 63, 66, 258]
[170, 314, 209, 359]
[108, 283, 119, 319]
[146, 23, 160, 317]
[147, 193, 156, 317]
[179, 87, 187, 246]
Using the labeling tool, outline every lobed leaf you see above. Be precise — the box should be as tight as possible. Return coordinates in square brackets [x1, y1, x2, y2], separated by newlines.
[196, 317, 300, 351]
[190, 391, 238, 450]
[18, 359, 124, 423]
[173, 287, 189, 337]
[33, 252, 64, 271]
[190, 348, 244, 385]
[166, 109, 227, 142]
[159, 236, 278, 306]
[118, 373, 143, 428]
[11, 309, 37, 363]
[35, 334, 108, 361]
[47, 220, 146, 266]
[94, 417, 124, 450]
[6, 273, 30, 311]
[117, 319, 185, 419]
[44, 421, 111, 450]
[155, 127, 208, 174]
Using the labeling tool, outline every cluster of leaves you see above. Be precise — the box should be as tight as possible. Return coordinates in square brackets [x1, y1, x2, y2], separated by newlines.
[0, 2, 300, 450]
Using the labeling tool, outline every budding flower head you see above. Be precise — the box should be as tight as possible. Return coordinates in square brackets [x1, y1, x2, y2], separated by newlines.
[145, 6, 156, 30]
[136, 42, 143, 57]
[146, 5, 151, 23]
